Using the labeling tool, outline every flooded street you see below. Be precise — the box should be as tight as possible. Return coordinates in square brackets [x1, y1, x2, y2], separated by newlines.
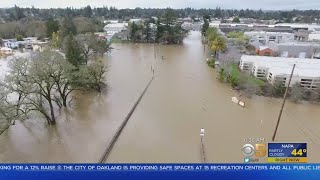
[0, 31, 320, 163]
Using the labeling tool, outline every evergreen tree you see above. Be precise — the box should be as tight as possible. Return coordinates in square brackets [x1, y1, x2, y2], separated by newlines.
[144, 20, 151, 42]
[202, 18, 209, 36]
[45, 18, 60, 38]
[60, 17, 77, 38]
[129, 22, 138, 42]
[11, 5, 25, 21]
[232, 17, 240, 23]
[51, 32, 58, 48]
[83, 5, 92, 18]
[155, 19, 162, 43]
[65, 34, 85, 67]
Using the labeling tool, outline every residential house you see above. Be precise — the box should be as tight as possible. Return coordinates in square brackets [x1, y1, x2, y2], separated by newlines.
[268, 42, 320, 58]
[182, 17, 193, 23]
[256, 46, 274, 56]
[103, 23, 128, 36]
[3, 39, 19, 49]
[0, 47, 13, 55]
[129, 19, 143, 25]
[23, 37, 38, 43]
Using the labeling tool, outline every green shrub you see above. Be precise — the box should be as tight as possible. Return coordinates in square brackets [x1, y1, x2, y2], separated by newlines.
[206, 58, 215, 68]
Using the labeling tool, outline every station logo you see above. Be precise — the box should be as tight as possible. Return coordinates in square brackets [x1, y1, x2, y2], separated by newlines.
[242, 144, 266, 163]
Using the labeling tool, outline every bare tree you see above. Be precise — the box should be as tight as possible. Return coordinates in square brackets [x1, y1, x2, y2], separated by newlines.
[75, 61, 108, 92]
[309, 88, 320, 103]
[49, 53, 77, 107]
[0, 88, 17, 132]
[76, 34, 113, 64]
[290, 83, 304, 103]
[4, 52, 68, 125]
[2, 51, 108, 126]
[312, 47, 320, 59]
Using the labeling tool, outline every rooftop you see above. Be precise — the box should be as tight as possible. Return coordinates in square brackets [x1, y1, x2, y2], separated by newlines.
[276, 42, 320, 47]
[245, 31, 294, 35]
[259, 46, 271, 51]
[104, 23, 128, 28]
[0, 47, 12, 51]
[268, 66, 320, 78]
[241, 55, 320, 77]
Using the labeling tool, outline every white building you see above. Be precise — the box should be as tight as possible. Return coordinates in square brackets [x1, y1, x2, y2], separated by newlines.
[103, 23, 128, 35]
[103, 20, 119, 24]
[239, 55, 320, 89]
[129, 19, 142, 25]
[209, 21, 221, 28]
[0, 47, 13, 55]
[245, 31, 295, 44]
[268, 41, 320, 59]
[308, 33, 320, 41]
[3, 39, 19, 49]
[274, 23, 320, 32]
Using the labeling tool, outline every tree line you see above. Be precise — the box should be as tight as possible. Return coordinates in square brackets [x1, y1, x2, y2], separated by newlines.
[1, 6, 320, 23]
[0, 16, 104, 39]
[128, 9, 188, 44]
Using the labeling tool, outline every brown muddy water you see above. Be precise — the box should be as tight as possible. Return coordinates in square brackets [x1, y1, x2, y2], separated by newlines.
[0, 31, 319, 163]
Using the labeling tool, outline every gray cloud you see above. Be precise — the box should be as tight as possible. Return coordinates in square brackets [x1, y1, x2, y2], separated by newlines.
[1, 0, 320, 9]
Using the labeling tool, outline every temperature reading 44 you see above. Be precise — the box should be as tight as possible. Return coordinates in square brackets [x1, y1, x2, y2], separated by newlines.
[291, 148, 307, 156]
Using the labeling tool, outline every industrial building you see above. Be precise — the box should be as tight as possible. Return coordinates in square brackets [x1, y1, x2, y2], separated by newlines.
[239, 55, 320, 89]
[245, 31, 295, 44]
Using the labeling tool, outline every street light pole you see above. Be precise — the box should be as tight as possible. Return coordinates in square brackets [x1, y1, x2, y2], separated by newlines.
[200, 128, 206, 163]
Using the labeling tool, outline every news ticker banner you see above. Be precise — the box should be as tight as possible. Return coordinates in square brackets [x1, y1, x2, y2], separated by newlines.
[242, 142, 308, 163]
[1, 164, 320, 180]
[0, 164, 320, 171]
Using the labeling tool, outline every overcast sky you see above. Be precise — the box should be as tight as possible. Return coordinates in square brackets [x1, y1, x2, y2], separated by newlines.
[1, 0, 320, 10]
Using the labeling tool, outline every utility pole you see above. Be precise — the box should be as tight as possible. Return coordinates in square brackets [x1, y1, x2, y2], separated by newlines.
[154, 38, 156, 60]
[272, 64, 296, 141]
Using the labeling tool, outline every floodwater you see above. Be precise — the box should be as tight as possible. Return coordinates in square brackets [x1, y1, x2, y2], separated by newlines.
[0, 31, 320, 163]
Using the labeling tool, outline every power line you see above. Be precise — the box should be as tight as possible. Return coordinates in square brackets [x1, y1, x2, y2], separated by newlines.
[265, 97, 320, 147]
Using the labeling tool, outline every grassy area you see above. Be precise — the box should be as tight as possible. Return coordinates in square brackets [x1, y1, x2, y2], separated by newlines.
[217, 63, 268, 97]
[230, 64, 266, 87]
[110, 38, 130, 43]
[226, 31, 244, 38]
